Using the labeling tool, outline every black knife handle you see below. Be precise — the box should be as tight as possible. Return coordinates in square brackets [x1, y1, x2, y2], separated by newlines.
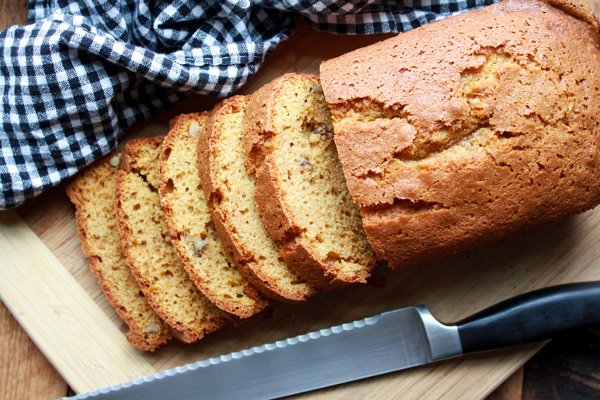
[456, 281, 600, 354]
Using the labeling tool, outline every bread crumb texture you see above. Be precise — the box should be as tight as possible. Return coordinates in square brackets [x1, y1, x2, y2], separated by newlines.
[158, 113, 267, 319]
[66, 154, 171, 351]
[245, 74, 376, 289]
[320, 0, 600, 268]
[199, 97, 316, 302]
[115, 138, 227, 343]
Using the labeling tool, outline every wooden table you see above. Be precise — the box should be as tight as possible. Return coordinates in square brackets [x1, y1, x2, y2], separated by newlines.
[1, 2, 599, 399]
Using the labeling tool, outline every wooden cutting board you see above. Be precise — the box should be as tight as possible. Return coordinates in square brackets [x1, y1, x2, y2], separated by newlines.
[1, 20, 600, 399]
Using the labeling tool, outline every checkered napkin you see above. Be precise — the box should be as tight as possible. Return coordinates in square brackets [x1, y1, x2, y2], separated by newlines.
[0, 0, 495, 208]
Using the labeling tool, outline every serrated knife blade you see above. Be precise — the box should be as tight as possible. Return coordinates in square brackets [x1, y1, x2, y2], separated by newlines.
[67, 282, 600, 400]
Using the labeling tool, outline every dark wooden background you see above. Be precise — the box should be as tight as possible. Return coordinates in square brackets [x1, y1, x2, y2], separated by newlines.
[1, 1, 599, 399]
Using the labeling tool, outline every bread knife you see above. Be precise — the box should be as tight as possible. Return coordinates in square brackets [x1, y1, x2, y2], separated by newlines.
[67, 281, 600, 400]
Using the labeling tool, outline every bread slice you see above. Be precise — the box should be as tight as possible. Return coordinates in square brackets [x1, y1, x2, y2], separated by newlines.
[244, 74, 376, 289]
[158, 113, 267, 319]
[198, 96, 316, 302]
[115, 137, 227, 343]
[66, 153, 170, 351]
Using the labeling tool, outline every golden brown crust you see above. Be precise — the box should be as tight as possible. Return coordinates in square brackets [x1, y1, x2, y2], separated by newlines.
[199, 96, 315, 302]
[66, 153, 171, 351]
[116, 137, 227, 343]
[320, 0, 600, 268]
[157, 113, 267, 318]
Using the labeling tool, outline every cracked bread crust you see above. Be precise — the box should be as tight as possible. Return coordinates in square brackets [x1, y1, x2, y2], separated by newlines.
[199, 96, 316, 302]
[115, 137, 227, 343]
[320, 0, 600, 268]
[245, 74, 376, 289]
[158, 113, 267, 319]
[66, 153, 171, 351]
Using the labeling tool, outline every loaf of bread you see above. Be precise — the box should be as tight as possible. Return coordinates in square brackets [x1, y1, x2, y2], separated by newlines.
[115, 137, 227, 343]
[198, 96, 316, 302]
[320, 0, 600, 268]
[66, 153, 171, 351]
[158, 113, 267, 319]
[245, 74, 377, 289]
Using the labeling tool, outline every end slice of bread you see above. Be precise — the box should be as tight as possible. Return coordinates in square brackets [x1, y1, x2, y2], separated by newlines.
[66, 153, 171, 351]
[199, 96, 317, 302]
[158, 113, 268, 319]
[115, 137, 228, 343]
[245, 74, 377, 289]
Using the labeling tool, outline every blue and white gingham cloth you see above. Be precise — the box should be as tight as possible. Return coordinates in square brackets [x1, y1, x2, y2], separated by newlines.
[0, 0, 495, 208]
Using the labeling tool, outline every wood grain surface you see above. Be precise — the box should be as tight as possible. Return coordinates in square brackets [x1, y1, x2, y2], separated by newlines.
[0, 302, 67, 400]
[522, 329, 600, 399]
[1, 1, 600, 400]
[0, 0, 25, 29]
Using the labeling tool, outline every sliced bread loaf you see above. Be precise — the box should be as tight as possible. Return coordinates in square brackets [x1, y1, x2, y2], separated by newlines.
[158, 113, 267, 319]
[66, 153, 171, 351]
[115, 137, 227, 343]
[244, 74, 376, 289]
[198, 96, 316, 302]
[319, 0, 600, 268]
